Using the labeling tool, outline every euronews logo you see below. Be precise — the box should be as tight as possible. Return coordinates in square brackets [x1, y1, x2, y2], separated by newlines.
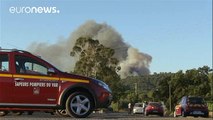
[9, 6, 60, 14]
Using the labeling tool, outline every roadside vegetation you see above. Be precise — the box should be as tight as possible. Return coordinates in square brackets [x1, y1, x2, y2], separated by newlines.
[70, 37, 213, 112]
[120, 66, 212, 112]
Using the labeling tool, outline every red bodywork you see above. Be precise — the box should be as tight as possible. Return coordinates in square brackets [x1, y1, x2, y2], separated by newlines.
[174, 96, 209, 117]
[145, 102, 164, 116]
[0, 50, 112, 112]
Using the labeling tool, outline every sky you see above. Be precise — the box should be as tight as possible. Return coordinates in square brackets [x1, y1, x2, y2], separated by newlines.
[0, 0, 212, 74]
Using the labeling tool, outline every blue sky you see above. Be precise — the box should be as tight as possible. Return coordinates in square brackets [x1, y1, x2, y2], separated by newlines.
[0, 0, 212, 73]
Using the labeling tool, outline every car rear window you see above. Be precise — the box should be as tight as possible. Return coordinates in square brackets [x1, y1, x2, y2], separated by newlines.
[149, 102, 162, 107]
[134, 103, 142, 107]
[188, 97, 205, 104]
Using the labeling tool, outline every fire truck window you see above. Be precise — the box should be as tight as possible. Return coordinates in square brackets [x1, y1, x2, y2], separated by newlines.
[25, 62, 48, 75]
[15, 55, 48, 75]
[0, 54, 9, 72]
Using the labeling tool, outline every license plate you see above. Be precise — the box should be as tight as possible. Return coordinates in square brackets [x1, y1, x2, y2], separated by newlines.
[193, 111, 204, 115]
[153, 110, 158, 113]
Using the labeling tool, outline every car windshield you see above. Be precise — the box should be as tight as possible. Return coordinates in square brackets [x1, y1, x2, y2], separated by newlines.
[149, 102, 162, 107]
[188, 97, 205, 104]
[134, 103, 143, 107]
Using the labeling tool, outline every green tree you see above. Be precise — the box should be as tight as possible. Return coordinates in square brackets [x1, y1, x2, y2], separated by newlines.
[185, 67, 210, 97]
[208, 72, 213, 100]
[70, 37, 122, 102]
[157, 66, 212, 110]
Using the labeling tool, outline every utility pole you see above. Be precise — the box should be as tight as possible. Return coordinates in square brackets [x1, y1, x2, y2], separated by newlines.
[134, 83, 138, 102]
[134, 83, 138, 95]
[169, 84, 172, 111]
[211, 75, 213, 101]
[212, 75, 213, 118]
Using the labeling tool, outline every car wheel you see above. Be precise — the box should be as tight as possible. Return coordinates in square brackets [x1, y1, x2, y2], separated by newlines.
[0, 111, 8, 116]
[50, 112, 55, 115]
[203, 113, 209, 118]
[27, 111, 33, 115]
[12, 111, 23, 116]
[55, 109, 69, 117]
[181, 110, 186, 117]
[66, 92, 94, 118]
[159, 113, 164, 117]
[145, 111, 148, 116]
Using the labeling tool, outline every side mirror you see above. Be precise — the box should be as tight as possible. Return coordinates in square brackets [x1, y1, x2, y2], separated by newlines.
[47, 68, 56, 75]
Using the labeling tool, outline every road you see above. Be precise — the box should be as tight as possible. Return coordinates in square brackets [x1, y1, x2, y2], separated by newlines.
[0, 112, 212, 120]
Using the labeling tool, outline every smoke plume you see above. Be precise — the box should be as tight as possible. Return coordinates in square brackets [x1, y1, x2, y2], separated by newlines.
[27, 20, 152, 78]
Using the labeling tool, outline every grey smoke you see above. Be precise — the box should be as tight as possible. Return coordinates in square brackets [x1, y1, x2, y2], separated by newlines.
[27, 20, 152, 78]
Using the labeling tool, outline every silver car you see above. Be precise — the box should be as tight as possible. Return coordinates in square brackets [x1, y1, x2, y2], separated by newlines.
[133, 103, 144, 114]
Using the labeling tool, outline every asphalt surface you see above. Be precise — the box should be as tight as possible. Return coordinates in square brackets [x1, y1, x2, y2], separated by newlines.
[0, 112, 212, 120]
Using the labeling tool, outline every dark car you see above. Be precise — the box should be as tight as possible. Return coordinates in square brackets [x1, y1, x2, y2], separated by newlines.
[0, 49, 112, 118]
[145, 102, 164, 117]
[174, 96, 209, 118]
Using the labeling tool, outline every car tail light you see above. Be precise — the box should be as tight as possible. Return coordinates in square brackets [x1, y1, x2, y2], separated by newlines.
[185, 105, 190, 112]
[204, 105, 208, 110]
[146, 106, 152, 110]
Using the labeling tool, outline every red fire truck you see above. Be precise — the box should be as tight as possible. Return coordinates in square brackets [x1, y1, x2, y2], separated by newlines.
[0, 49, 112, 118]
